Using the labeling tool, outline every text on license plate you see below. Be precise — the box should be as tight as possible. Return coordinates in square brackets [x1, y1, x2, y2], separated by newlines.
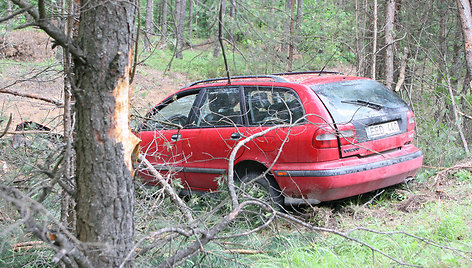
[366, 121, 400, 138]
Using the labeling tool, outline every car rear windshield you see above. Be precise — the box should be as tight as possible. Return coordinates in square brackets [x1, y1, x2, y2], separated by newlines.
[311, 79, 408, 123]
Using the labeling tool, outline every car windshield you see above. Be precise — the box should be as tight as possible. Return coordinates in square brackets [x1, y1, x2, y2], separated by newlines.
[311, 79, 408, 123]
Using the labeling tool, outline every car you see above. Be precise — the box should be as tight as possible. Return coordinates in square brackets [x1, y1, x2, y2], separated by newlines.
[136, 71, 423, 209]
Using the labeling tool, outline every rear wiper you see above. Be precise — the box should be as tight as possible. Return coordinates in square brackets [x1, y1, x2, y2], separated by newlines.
[341, 99, 383, 110]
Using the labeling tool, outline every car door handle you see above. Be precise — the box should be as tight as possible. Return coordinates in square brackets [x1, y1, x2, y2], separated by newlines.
[171, 134, 181, 142]
[230, 132, 241, 140]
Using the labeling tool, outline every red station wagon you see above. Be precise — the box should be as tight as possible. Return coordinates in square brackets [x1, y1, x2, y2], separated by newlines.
[137, 71, 423, 208]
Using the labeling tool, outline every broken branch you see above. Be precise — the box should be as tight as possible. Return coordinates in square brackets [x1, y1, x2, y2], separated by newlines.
[0, 89, 63, 107]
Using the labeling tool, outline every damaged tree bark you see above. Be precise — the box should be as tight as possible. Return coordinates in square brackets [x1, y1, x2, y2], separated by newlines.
[72, 1, 140, 266]
[8, 0, 141, 266]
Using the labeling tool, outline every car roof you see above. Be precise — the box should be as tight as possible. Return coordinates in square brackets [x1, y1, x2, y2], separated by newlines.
[182, 71, 369, 89]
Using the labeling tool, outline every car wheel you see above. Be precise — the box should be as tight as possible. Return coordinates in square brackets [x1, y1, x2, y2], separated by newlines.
[239, 170, 286, 212]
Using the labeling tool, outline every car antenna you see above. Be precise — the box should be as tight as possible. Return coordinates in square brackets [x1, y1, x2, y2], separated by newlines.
[318, 51, 337, 76]
[218, 0, 231, 84]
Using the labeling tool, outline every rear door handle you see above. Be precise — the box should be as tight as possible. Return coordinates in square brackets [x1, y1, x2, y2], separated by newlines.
[171, 134, 181, 142]
[230, 132, 241, 140]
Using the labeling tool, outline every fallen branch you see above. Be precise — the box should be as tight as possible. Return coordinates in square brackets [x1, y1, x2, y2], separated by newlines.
[12, 241, 45, 252]
[458, 110, 472, 120]
[0, 184, 91, 267]
[221, 249, 264, 254]
[432, 158, 472, 188]
[0, 113, 12, 138]
[0, 89, 63, 107]
[137, 154, 194, 222]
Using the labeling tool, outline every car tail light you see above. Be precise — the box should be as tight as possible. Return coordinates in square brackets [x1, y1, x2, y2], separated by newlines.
[313, 124, 356, 148]
[407, 111, 415, 132]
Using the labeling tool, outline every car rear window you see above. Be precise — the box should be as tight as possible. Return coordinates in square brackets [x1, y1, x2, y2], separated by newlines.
[311, 79, 408, 123]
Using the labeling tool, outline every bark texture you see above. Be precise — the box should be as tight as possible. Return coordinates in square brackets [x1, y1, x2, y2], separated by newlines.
[144, 0, 155, 49]
[457, 0, 472, 94]
[160, 0, 168, 43]
[73, 0, 139, 266]
[175, 0, 186, 59]
[385, 0, 396, 89]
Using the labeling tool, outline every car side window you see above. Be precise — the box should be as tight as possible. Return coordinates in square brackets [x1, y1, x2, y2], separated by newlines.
[141, 92, 198, 130]
[246, 87, 304, 125]
[196, 87, 243, 127]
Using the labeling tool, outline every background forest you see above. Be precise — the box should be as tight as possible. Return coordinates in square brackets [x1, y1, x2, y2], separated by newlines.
[1, 0, 472, 267]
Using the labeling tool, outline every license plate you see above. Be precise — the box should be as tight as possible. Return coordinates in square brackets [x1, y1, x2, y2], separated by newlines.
[366, 121, 400, 138]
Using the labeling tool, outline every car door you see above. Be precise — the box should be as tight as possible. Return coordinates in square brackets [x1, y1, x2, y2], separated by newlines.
[181, 86, 246, 192]
[137, 90, 200, 185]
[242, 86, 307, 164]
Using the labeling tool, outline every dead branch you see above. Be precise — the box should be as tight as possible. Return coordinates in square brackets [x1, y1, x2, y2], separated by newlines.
[0, 5, 33, 23]
[0, 113, 12, 138]
[12, 240, 45, 252]
[6, 130, 53, 135]
[137, 154, 194, 222]
[458, 110, 472, 120]
[432, 158, 472, 188]
[221, 249, 264, 254]
[0, 184, 91, 267]
[159, 200, 274, 268]
[0, 89, 64, 107]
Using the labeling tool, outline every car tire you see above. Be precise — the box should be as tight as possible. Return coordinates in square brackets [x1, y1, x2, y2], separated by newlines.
[239, 170, 287, 213]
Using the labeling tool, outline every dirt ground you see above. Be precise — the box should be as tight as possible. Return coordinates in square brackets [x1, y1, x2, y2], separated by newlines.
[0, 29, 189, 132]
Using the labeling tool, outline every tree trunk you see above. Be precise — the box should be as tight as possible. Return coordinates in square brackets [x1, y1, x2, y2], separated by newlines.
[73, 0, 139, 266]
[214, 0, 226, 58]
[372, 0, 378, 79]
[175, 0, 186, 59]
[160, 0, 168, 43]
[144, 0, 155, 49]
[288, 0, 295, 72]
[295, 0, 303, 31]
[456, 0, 472, 95]
[385, 0, 396, 89]
[228, 0, 236, 43]
[7, 0, 13, 16]
[281, 0, 292, 54]
[188, 0, 193, 39]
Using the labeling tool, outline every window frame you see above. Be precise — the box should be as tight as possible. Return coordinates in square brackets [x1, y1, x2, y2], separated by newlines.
[243, 86, 306, 126]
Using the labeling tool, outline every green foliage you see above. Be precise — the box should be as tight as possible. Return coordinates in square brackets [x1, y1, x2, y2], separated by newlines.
[454, 169, 471, 181]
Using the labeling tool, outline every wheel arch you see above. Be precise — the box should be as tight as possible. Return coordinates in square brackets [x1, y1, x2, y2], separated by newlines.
[234, 160, 279, 185]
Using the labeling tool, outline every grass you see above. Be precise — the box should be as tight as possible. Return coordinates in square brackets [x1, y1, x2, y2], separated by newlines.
[248, 184, 472, 267]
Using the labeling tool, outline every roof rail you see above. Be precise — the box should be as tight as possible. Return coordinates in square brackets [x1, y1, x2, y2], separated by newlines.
[183, 75, 290, 88]
[271, 70, 342, 76]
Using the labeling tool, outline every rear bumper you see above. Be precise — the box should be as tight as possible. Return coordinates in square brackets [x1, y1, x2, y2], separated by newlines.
[273, 145, 423, 203]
